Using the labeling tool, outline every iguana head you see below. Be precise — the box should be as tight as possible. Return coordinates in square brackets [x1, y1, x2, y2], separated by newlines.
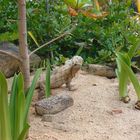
[72, 56, 83, 66]
[65, 56, 83, 77]
[65, 56, 83, 66]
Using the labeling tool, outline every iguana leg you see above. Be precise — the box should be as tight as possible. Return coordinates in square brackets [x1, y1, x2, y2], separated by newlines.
[38, 89, 45, 100]
[38, 82, 46, 100]
[66, 80, 77, 91]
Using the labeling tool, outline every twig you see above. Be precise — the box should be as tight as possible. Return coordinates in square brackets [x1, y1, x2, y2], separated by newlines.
[29, 31, 71, 56]
[134, 12, 140, 16]
[7, 19, 17, 22]
[0, 50, 21, 62]
[132, 63, 140, 71]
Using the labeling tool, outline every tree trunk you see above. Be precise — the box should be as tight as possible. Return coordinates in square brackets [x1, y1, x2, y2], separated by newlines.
[46, 0, 50, 14]
[18, 0, 30, 91]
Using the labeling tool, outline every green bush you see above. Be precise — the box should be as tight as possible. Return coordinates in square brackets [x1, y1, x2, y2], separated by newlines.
[56, 1, 140, 64]
[1, 0, 140, 65]
[0, 1, 18, 41]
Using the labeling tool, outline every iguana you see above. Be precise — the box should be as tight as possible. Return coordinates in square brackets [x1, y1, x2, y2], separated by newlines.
[37, 56, 83, 99]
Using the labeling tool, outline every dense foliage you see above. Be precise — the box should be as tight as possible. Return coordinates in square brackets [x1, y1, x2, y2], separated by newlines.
[57, 1, 140, 64]
[0, 0, 140, 64]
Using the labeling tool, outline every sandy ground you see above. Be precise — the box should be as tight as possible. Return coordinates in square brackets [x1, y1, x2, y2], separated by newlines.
[28, 71, 140, 140]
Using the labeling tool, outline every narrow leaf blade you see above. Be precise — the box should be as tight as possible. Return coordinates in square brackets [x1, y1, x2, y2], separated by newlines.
[45, 59, 51, 98]
[0, 72, 11, 140]
[24, 68, 42, 122]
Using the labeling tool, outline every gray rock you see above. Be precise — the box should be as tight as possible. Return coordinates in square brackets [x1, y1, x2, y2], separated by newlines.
[0, 42, 41, 77]
[35, 93, 74, 115]
[82, 64, 116, 78]
[42, 114, 53, 122]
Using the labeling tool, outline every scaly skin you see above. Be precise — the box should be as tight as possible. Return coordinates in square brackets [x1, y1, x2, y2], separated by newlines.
[37, 56, 83, 99]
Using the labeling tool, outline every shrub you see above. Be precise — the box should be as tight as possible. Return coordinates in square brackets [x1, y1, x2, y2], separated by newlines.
[1, 0, 140, 65]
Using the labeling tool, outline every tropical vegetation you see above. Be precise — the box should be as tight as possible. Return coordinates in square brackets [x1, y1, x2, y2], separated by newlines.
[1, 0, 140, 139]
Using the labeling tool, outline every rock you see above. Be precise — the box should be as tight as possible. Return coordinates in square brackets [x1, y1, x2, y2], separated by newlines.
[42, 114, 53, 122]
[30, 52, 41, 72]
[35, 93, 74, 115]
[107, 109, 123, 115]
[0, 42, 41, 77]
[82, 64, 116, 78]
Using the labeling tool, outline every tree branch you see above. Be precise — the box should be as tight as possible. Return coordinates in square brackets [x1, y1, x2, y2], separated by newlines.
[0, 50, 21, 62]
[134, 11, 140, 16]
[29, 32, 71, 56]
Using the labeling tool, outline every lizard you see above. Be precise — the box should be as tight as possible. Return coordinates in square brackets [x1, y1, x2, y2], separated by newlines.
[37, 56, 83, 99]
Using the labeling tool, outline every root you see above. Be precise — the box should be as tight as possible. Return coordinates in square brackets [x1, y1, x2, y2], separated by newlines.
[120, 96, 130, 103]
[135, 101, 140, 110]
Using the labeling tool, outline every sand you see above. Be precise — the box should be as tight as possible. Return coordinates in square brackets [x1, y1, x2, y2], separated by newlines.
[28, 71, 140, 140]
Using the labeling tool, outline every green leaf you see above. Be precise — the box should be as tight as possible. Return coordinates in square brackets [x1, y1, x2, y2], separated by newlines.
[12, 73, 24, 140]
[45, 59, 51, 98]
[116, 58, 128, 98]
[9, 74, 18, 139]
[128, 40, 140, 59]
[0, 72, 11, 140]
[16, 74, 25, 138]
[75, 46, 84, 56]
[17, 123, 30, 140]
[28, 31, 40, 47]
[24, 68, 42, 123]
[64, 0, 77, 8]
[8, 73, 28, 140]
[0, 32, 18, 41]
[117, 52, 131, 66]
[117, 54, 140, 100]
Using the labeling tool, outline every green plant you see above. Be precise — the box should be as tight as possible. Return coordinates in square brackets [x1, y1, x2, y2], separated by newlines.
[0, 1, 18, 41]
[0, 69, 41, 140]
[1, 0, 140, 65]
[56, 1, 140, 64]
[45, 59, 51, 98]
[116, 40, 140, 109]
